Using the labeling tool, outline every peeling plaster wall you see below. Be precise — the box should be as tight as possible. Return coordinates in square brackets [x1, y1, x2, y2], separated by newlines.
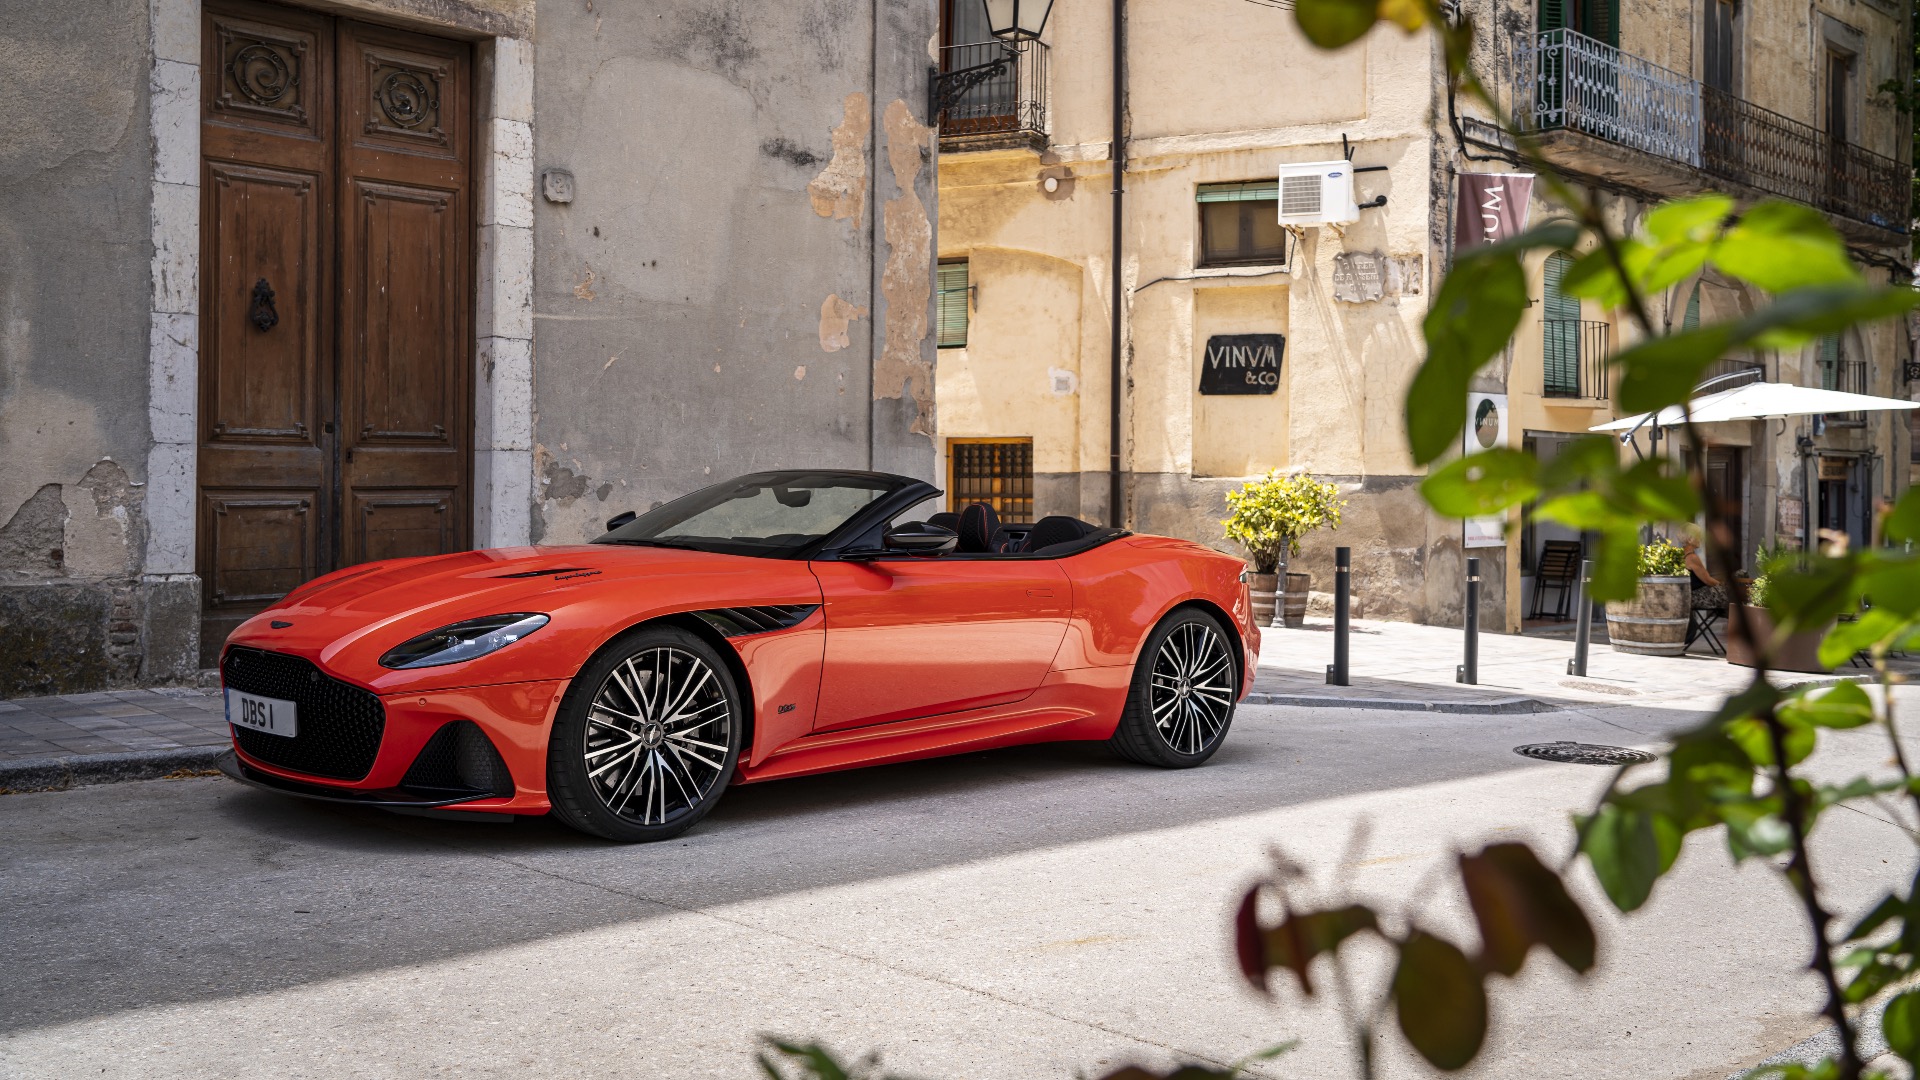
[0, 1, 199, 694]
[529, 0, 938, 544]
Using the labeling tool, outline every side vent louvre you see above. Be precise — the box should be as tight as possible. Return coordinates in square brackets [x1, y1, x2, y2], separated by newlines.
[692, 605, 821, 638]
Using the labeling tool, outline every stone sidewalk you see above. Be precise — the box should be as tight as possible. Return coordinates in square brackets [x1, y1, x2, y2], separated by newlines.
[0, 617, 1899, 790]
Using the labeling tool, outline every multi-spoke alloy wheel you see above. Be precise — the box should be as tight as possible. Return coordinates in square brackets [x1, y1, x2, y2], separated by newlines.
[1109, 610, 1238, 767]
[548, 626, 742, 841]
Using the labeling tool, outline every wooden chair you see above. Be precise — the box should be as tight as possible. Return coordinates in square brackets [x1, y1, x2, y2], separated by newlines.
[1530, 540, 1583, 621]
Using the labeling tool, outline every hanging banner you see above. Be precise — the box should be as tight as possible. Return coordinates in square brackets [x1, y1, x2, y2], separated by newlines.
[1464, 392, 1509, 548]
[1454, 173, 1535, 250]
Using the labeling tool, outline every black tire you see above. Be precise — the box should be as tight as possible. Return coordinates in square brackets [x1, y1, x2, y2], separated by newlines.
[547, 625, 744, 842]
[1108, 609, 1239, 768]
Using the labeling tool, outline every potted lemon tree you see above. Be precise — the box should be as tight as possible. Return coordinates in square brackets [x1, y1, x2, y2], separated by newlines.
[1223, 471, 1344, 628]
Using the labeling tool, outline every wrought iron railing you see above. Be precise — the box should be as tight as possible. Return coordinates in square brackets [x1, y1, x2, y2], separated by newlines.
[937, 40, 1048, 144]
[1542, 319, 1610, 399]
[1514, 29, 1909, 234]
[1822, 358, 1868, 426]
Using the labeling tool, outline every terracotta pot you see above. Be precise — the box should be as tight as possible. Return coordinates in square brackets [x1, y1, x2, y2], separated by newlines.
[1247, 571, 1279, 626]
[1605, 576, 1690, 656]
[1725, 605, 1832, 673]
[1280, 572, 1310, 628]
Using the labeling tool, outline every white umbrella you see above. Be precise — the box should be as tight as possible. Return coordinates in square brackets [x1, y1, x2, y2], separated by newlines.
[1590, 381, 1920, 432]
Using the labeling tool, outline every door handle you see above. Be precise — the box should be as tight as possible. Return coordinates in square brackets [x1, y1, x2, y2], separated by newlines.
[1027, 589, 1055, 598]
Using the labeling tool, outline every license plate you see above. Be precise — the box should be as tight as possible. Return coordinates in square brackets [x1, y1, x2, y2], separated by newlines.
[227, 689, 298, 738]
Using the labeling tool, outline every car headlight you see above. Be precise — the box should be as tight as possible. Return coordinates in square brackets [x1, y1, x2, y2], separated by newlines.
[379, 614, 550, 669]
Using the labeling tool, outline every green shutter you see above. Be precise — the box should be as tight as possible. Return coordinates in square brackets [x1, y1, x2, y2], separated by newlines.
[1539, 0, 1566, 33]
[1542, 252, 1582, 395]
[1682, 282, 1700, 331]
[1196, 181, 1280, 203]
[937, 260, 970, 349]
[1819, 333, 1840, 389]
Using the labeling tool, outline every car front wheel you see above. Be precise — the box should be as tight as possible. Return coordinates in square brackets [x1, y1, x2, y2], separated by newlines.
[547, 625, 743, 842]
[1108, 610, 1239, 767]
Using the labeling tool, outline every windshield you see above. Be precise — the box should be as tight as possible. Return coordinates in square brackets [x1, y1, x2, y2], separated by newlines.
[593, 472, 901, 558]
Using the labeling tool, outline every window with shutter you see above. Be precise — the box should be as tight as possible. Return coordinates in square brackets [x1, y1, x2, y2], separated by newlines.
[937, 259, 970, 348]
[1683, 282, 1701, 331]
[1542, 252, 1583, 396]
[1197, 182, 1288, 267]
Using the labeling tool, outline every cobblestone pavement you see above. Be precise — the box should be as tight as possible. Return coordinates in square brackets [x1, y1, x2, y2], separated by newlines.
[0, 689, 226, 763]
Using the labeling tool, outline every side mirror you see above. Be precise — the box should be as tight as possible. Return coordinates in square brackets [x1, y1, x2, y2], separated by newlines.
[882, 522, 958, 555]
[605, 510, 637, 532]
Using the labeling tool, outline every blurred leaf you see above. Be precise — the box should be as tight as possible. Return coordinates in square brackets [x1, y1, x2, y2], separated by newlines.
[1617, 458, 1701, 521]
[1845, 893, 1907, 942]
[1843, 955, 1911, 1004]
[1721, 799, 1793, 862]
[1884, 487, 1920, 544]
[758, 1041, 869, 1080]
[1580, 804, 1678, 912]
[1646, 195, 1736, 243]
[1666, 725, 1759, 824]
[1392, 931, 1488, 1071]
[1815, 776, 1908, 811]
[1766, 555, 1859, 633]
[1884, 988, 1920, 1065]
[1421, 450, 1540, 518]
[1779, 681, 1874, 729]
[1715, 202, 1861, 293]
[1459, 842, 1596, 977]
[1741, 1061, 1843, 1080]
[1725, 715, 1816, 768]
[1235, 890, 1378, 996]
[1376, 0, 1430, 31]
[1743, 284, 1920, 351]
[1819, 610, 1904, 668]
[1586, 523, 1646, 602]
[1611, 325, 1738, 413]
[1294, 0, 1382, 48]
[1099, 1043, 1299, 1080]
[1536, 435, 1619, 490]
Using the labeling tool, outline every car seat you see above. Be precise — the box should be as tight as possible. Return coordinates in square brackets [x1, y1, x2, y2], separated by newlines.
[956, 502, 1002, 553]
[1022, 515, 1097, 554]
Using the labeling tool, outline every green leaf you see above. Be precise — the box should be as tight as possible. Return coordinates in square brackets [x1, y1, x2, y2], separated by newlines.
[1883, 988, 1920, 1066]
[1844, 893, 1906, 942]
[1293, 0, 1382, 48]
[1580, 804, 1672, 912]
[1779, 681, 1874, 729]
[1725, 716, 1816, 768]
[1458, 842, 1596, 977]
[1884, 488, 1920, 545]
[1743, 285, 1920, 352]
[758, 1041, 856, 1080]
[1721, 799, 1793, 862]
[1766, 555, 1860, 634]
[1421, 450, 1540, 518]
[1715, 201, 1861, 293]
[1844, 956, 1911, 1004]
[1392, 931, 1488, 1071]
[1646, 195, 1736, 243]
[1611, 325, 1738, 413]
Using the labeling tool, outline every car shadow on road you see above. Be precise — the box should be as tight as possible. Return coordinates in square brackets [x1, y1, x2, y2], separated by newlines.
[0, 702, 1689, 1036]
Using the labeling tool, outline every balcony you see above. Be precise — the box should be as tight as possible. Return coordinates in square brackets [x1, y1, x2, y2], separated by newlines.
[1542, 319, 1610, 400]
[1507, 29, 1909, 238]
[936, 40, 1048, 152]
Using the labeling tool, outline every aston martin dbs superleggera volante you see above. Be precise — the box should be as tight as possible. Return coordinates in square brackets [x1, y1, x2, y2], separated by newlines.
[216, 470, 1258, 841]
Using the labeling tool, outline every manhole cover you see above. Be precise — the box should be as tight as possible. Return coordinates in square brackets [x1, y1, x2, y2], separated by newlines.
[1513, 741, 1657, 766]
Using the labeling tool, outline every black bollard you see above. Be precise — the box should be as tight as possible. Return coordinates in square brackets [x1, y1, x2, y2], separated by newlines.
[1325, 546, 1350, 686]
[1567, 558, 1593, 677]
[1457, 556, 1480, 685]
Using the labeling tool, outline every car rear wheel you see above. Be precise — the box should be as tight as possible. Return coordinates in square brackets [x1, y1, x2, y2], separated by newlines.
[547, 625, 743, 842]
[1108, 610, 1238, 768]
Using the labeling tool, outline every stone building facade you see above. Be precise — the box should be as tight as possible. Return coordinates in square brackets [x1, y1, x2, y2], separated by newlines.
[0, 0, 938, 694]
[934, 0, 1911, 630]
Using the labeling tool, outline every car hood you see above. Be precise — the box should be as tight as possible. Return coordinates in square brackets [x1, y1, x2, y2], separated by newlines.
[225, 544, 822, 694]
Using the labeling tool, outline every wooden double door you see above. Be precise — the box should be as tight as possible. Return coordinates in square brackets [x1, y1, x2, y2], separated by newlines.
[198, 0, 472, 660]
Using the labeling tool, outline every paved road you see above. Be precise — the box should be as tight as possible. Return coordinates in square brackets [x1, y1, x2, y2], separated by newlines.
[2, 697, 1913, 1079]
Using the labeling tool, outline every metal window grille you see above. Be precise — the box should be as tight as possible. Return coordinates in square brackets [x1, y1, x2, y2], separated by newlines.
[948, 439, 1034, 524]
[937, 260, 970, 348]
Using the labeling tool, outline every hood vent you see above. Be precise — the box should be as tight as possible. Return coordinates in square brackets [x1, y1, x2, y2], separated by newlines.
[496, 567, 596, 579]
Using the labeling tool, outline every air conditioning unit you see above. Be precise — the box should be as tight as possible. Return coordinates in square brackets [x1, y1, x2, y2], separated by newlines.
[1276, 161, 1359, 227]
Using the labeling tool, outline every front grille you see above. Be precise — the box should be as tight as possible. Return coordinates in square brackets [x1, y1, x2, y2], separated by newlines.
[224, 647, 385, 780]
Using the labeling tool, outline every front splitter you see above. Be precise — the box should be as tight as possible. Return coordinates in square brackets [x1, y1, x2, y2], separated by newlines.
[217, 750, 502, 809]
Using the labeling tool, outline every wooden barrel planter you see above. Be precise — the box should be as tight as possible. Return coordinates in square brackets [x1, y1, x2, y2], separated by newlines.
[1247, 572, 1279, 626]
[1280, 572, 1310, 629]
[1605, 575, 1690, 656]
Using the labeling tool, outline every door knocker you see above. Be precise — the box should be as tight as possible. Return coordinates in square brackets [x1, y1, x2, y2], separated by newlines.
[248, 278, 279, 332]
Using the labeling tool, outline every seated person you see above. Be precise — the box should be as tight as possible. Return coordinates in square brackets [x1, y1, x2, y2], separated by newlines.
[1682, 533, 1727, 611]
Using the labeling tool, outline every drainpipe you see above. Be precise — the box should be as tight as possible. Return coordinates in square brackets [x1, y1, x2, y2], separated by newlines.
[1108, 0, 1127, 528]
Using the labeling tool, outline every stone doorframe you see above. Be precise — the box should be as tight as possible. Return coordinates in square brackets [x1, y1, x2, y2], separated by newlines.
[143, 0, 536, 649]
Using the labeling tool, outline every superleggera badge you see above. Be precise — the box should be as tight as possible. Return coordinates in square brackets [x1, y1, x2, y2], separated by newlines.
[553, 570, 603, 581]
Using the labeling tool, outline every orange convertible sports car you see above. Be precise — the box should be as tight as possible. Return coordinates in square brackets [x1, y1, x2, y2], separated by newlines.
[216, 470, 1258, 841]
